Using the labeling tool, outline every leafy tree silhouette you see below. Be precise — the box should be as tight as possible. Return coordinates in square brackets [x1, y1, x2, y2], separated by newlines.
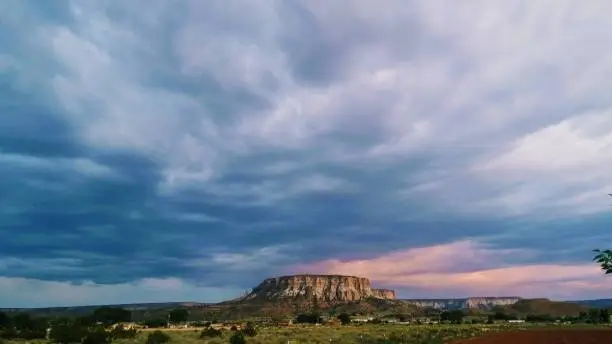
[593, 194, 612, 274]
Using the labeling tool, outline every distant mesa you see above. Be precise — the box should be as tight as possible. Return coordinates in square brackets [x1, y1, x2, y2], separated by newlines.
[238, 274, 396, 304]
[1, 273, 597, 320]
[215, 275, 528, 317]
[402, 297, 522, 310]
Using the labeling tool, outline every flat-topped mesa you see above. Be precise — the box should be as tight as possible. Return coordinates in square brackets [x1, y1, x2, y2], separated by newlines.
[403, 297, 521, 310]
[466, 296, 522, 309]
[244, 274, 396, 303]
[372, 288, 396, 300]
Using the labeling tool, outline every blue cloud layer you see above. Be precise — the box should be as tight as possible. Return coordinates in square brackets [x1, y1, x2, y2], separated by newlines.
[2, 0, 612, 306]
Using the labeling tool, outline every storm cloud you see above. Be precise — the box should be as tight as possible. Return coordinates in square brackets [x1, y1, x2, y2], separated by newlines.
[1, 0, 612, 306]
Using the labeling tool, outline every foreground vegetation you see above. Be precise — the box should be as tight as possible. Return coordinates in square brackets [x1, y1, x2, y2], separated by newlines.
[2, 304, 611, 344]
[144, 324, 612, 344]
[3, 323, 612, 344]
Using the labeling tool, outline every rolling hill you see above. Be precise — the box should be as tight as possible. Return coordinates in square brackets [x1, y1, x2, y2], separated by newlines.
[497, 298, 589, 317]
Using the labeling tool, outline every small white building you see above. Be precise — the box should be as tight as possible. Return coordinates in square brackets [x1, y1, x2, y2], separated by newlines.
[507, 319, 525, 324]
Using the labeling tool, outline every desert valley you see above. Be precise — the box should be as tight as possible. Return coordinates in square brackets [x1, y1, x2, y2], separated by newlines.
[2, 274, 612, 343]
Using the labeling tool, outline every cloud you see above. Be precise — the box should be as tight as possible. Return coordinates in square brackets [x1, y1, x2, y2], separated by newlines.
[295, 240, 609, 300]
[2, 0, 612, 306]
[479, 111, 612, 172]
[467, 110, 612, 216]
[0, 151, 119, 179]
[15, 0, 612, 215]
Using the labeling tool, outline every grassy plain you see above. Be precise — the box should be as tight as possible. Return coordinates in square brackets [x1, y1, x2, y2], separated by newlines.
[5, 324, 612, 344]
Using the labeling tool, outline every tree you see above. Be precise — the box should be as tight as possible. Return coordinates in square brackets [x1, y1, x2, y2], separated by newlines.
[0, 312, 9, 329]
[144, 319, 167, 328]
[328, 307, 337, 317]
[492, 311, 508, 321]
[525, 314, 554, 322]
[168, 309, 189, 324]
[110, 324, 137, 339]
[337, 313, 351, 325]
[241, 322, 257, 337]
[295, 313, 321, 324]
[146, 330, 170, 344]
[91, 307, 131, 325]
[440, 310, 464, 324]
[8, 313, 48, 340]
[600, 308, 610, 323]
[593, 249, 612, 274]
[74, 316, 96, 327]
[584, 308, 611, 324]
[11, 313, 33, 331]
[49, 322, 87, 344]
[229, 331, 246, 344]
[593, 194, 612, 273]
[82, 328, 111, 344]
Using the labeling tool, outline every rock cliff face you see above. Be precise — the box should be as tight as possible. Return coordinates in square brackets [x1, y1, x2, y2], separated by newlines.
[244, 275, 396, 303]
[372, 288, 396, 300]
[465, 297, 521, 309]
[403, 297, 521, 310]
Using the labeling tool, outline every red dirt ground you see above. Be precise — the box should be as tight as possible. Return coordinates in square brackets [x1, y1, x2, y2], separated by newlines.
[452, 329, 612, 344]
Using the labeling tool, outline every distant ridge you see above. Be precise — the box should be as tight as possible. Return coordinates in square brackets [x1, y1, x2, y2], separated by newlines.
[0, 302, 209, 314]
[400, 297, 522, 310]
[567, 299, 612, 308]
[5, 298, 612, 312]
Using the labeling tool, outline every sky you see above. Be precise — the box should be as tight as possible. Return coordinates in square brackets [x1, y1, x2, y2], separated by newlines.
[1, 0, 612, 308]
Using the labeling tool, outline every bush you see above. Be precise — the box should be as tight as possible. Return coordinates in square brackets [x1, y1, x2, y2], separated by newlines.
[144, 319, 167, 328]
[295, 313, 321, 324]
[199, 327, 222, 338]
[241, 323, 257, 337]
[82, 328, 111, 344]
[91, 307, 132, 326]
[110, 325, 137, 339]
[49, 323, 87, 344]
[0, 327, 18, 340]
[146, 330, 170, 344]
[229, 331, 245, 344]
[19, 328, 47, 340]
[337, 313, 351, 325]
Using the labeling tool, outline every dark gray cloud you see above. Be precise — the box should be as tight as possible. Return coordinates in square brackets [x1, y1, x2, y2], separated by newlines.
[2, 0, 612, 306]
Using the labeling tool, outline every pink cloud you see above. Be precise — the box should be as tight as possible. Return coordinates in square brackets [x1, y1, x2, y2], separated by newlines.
[291, 240, 609, 299]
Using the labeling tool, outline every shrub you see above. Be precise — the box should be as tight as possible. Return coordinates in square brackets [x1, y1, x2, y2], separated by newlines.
[49, 323, 87, 344]
[295, 313, 321, 324]
[337, 313, 351, 325]
[168, 309, 189, 324]
[144, 319, 167, 328]
[146, 330, 170, 344]
[82, 328, 111, 344]
[200, 327, 222, 338]
[241, 323, 257, 337]
[91, 307, 132, 326]
[0, 327, 18, 340]
[110, 325, 137, 339]
[19, 328, 47, 340]
[229, 331, 246, 344]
